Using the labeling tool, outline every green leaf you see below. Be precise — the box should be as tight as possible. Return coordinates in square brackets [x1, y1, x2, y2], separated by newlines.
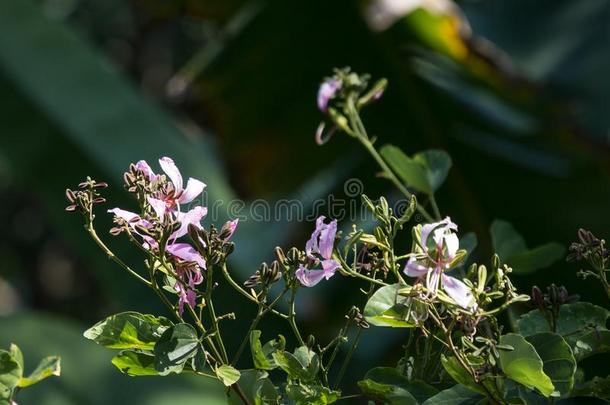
[499, 333, 555, 397]
[441, 355, 485, 395]
[249, 330, 285, 371]
[227, 369, 280, 405]
[422, 384, 484, 404]
[293, 346, 319, 377]
[216, 364, 241, 387]
[286, 383, 340, 404]
[517, 302, 610, 359]
[271, 348, 319, 382]
[84, 312, 173, 351]
[381, 145, 431, 194]
[364, 283, 419, 328]
[358, 367, 437, 404]
[460, 233, 478, 263]
[380, 145, 452, 194]
[9, 344, 23, 371]
[254, 377, 281, 405]
[525, 333, 576, 397]
[571, 329, 610, 362]
[572, 376, 610, 400]
[506, 243, 565, 274]
[490, 220, 527, 259]
[0, 350, 21, 393]
[413, 149, 453, 192]
[490, 220, 564, 274]
[18, 356, 61, 388]
[111, 351, 158, 377]
[153, 323, 199, 375]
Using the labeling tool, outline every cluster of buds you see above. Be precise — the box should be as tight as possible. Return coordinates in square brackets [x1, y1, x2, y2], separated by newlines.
[531, 284, 579, 314]
[346, 306, 370, 329]
[189, 221, 238, 267]
[315, 68, 388, 145]
[567, 229, 608, 275]
[65, 177, 108, 215]
[244, 261, 282, 289]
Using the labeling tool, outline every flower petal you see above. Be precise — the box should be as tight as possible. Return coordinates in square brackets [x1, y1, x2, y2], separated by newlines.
[179, 177, 206, 204]
[441, 274, 474, 309]
[172, 206, 207, 239]
[108, 208, 140, 222]
[295, 266, 327, 287]
[321, 259, 340, 279]
[305, 216, 325, 259]
[167, 242, 206, 269]
[135, 160, 155, 180]
[317, 79, 341, 112]
[443, 233, 460, 261]
[319, 219, 337, 260]
[159, 157, 183, 191]
[403, 257, 429, 277]
[148, 197, 167, 219]
[426, 267, 442, 296]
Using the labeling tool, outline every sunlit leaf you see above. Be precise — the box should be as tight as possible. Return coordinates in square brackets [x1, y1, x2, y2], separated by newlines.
[499, 333, 554, 397]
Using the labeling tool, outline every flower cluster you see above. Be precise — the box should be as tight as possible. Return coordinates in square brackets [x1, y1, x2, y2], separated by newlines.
[108, 157, 236, 314]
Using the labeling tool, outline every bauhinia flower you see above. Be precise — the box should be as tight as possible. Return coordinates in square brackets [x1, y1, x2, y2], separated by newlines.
[108, 157, 209, 314]
[404, 217, 475, 309]
[317, 78, 342, 113]
[142, 157, 206, 218]
[296, 216, 340, 287]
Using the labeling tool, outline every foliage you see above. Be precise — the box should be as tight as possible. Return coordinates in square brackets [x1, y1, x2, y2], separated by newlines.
[60, 68, 610, 405]
[0, 344, 60, 404]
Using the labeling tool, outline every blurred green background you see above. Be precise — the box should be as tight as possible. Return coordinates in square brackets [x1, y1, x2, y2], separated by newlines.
[0, 0, 608, 403]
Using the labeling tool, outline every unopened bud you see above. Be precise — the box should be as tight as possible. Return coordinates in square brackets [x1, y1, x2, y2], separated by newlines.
[531, 286, 544, 308]
[275, 246, 287, 264]
[307, 335, 316, 349]
[286, 247, 301, 265]
[65, 189, 76, 203]
[491, 254, 500, 269]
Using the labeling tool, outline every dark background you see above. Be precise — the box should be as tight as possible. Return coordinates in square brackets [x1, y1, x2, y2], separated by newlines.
[0, 0, 608, 403]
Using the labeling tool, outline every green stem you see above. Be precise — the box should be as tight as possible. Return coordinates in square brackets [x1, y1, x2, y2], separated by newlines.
[334, 328, 362, 389]
[346, 97, 434, 223]
[231, 288, 288, 366]
[86, 224, 151, 287]
[288, 287, 305, 346]
[220, 264, 288, 319]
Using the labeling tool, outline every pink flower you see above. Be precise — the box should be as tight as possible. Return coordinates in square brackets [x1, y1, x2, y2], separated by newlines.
[167, 242, 205, 315]
[296, 216, 340, 287]
[142, 157, 205, 218]
[317, 79, 341, 113]
[404, 217, 474, 309]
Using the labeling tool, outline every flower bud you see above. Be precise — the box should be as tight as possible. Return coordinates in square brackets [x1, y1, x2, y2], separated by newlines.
[531, 286, 544, 308]
[286, 247, 301, 265]
[361, 194, 375, 213]
[65, 188, 76, 203]
[274, 246, 287, 265]
[307, 335, 316, 349]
